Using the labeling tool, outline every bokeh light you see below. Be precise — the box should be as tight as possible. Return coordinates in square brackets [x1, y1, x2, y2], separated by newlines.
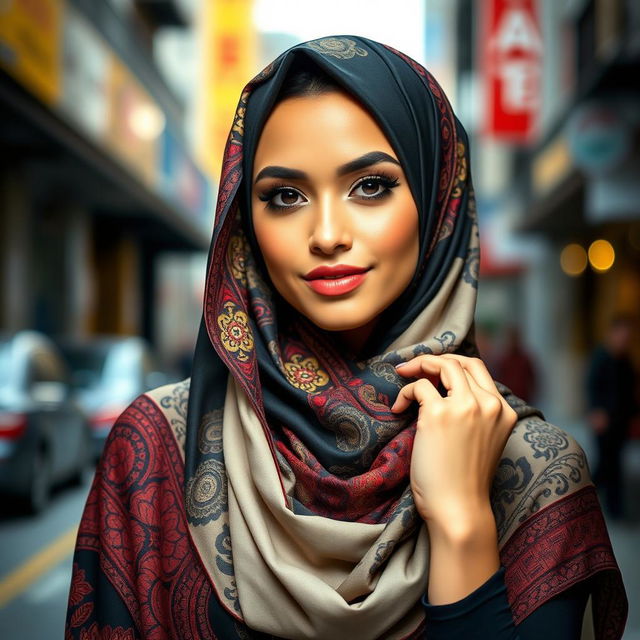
[588, 239, 615, 272]
[560, 243, 587, 276]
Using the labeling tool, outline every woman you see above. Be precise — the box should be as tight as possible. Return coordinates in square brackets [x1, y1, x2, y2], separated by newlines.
[65, 35, 628, 639]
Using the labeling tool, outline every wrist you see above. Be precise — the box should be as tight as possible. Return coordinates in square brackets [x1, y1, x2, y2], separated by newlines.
[424, 504, 501, 605]
[422, 501, 498, 545]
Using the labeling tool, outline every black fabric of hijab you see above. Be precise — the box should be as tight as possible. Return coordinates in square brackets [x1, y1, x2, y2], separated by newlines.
[237, 36, 473, 358]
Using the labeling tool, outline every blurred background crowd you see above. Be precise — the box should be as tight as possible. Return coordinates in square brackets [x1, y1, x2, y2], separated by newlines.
[0, 0, 639, 638]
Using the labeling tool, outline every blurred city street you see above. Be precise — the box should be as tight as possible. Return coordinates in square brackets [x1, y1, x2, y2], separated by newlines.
[0, 473, 92, 638]
[1, 0, 639, 638]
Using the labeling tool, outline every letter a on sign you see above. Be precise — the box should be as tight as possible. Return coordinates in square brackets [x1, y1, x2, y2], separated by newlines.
[480, 0, 543, 143]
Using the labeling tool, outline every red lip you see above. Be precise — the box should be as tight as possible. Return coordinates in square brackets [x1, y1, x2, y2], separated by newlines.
[303, 264, 371, 280]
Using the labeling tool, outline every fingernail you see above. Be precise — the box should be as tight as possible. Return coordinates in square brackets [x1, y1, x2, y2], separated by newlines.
[394, 362, 406, 368]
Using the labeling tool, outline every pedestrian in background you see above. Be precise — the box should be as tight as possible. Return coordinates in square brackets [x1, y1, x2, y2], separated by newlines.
[586, 313, 639, 520]
[494, 324, 538, 406]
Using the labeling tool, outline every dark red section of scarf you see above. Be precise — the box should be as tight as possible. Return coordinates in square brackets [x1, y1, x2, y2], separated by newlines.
[275, 423, 417, 522]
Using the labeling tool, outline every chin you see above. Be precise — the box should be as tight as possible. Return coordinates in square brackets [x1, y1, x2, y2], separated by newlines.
[314, 318, 368, 332]
[278, 285, 380, 332]
[299, 308, 377, 333]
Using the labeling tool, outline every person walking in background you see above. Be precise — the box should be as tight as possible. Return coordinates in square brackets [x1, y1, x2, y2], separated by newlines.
[493, 324, 538, 405]
[474, 320, 500, 380]
[586, 313, 639, 520]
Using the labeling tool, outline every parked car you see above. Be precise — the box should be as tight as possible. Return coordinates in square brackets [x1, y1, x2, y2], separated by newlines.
[0, 331, 91, 513]
[56, 336, 173, 459]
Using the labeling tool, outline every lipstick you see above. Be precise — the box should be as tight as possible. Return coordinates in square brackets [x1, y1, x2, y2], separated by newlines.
[302, 264, 371, 296]
[305, 272, 369, 295]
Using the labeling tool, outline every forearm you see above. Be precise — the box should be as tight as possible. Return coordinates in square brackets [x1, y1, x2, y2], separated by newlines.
[424, 504, 500, 605]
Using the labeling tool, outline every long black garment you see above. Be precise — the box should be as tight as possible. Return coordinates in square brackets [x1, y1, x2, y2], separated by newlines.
[422, 564, 591, 639]
[586, 344, 637, 424]
[585, 344, 638, 517]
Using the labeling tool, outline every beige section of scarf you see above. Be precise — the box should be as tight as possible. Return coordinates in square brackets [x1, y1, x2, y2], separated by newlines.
[223, 373, 430, 639]
[383, 218, 478, 360]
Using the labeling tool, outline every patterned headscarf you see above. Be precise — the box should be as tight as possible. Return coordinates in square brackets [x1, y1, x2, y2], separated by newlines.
[179, 35, 627, 639]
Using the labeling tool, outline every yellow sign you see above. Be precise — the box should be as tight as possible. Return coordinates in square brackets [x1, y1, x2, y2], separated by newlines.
[196, 0, 256, 182]
[531, 133, 572, 196]
[0, 0, 63, 104]
[104, 56, 161, 188]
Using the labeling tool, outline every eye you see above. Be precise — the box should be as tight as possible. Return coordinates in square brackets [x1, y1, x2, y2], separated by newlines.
[349, 173, 400, 201]
[257, 185, 308, 211]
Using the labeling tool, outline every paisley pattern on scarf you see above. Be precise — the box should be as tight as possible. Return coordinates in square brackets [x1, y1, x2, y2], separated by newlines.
[185, 458, 227, 523]
[198, 409, 224, 454]
[65, 34, 628, 640]
[305, 36, 368, 59]
[158, 377, 190, 449]
[66, 388, 438, 639]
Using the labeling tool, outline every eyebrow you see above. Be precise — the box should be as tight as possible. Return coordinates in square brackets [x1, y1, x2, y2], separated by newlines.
[253, 150, 400, 185]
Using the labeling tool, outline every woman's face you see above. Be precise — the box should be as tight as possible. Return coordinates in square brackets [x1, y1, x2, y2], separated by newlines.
[251, 89, 419, 351]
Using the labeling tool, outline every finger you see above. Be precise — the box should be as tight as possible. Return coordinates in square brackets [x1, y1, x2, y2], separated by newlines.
[441, 354, 515, 417]
[396, 354, 472, 399]
[463, 369, 517, 422]
[428, 356, 473, 399]
[439, 354, 499, 395]
[395, 358, 440, 387]
[460, 370, 503, 413]
[391, 376, 441, 413]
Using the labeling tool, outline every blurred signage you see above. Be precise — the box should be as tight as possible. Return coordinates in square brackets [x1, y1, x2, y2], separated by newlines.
[158, 127, 212, 226]
[0, 0, 63, 105]
[61, 6, 109, 140]
[566, 99, 640, 224]
[104, 57, 163, 188]
[531, 133, 572, 196]
[566, 102, 632, 176]
[0, 0, 212, 227]
[586, 161, 640, 224]
[481, 0, 542, 143]
[196, 0, 256, 181]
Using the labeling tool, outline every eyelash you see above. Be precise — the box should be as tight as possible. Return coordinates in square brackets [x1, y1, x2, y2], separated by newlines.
[257, 172, 401, 212]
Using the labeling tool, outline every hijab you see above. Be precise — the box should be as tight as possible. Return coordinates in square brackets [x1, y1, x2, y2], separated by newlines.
[178, 35, 627, 639]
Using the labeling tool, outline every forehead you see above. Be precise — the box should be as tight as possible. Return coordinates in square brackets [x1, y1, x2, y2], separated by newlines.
[252, 91, 395, 170]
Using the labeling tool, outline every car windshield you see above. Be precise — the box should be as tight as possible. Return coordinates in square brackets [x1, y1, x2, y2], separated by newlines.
[61, 345, 110, 389]
[102, 343, 141, 384]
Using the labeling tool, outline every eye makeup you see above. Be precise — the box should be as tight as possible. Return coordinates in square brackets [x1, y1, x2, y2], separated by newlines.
[257, 172, 401, 212]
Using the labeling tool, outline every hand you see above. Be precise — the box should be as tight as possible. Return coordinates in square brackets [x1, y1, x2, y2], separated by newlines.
[588, 409, 609, 435]
[391, 354, 518, 537]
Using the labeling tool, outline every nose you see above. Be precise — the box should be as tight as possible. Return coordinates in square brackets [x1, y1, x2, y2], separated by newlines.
[308, 192, 352, 255]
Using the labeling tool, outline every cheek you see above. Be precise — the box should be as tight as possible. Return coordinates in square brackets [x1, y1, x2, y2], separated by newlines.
[369, 198, 419, 262]
[251, 211, 296, 278]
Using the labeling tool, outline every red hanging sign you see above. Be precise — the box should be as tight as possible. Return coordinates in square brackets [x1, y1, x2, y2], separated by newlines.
[481, 0, 543, 143]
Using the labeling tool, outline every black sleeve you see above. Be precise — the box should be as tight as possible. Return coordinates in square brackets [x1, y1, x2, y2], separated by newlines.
[421, 565, 590, 639]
